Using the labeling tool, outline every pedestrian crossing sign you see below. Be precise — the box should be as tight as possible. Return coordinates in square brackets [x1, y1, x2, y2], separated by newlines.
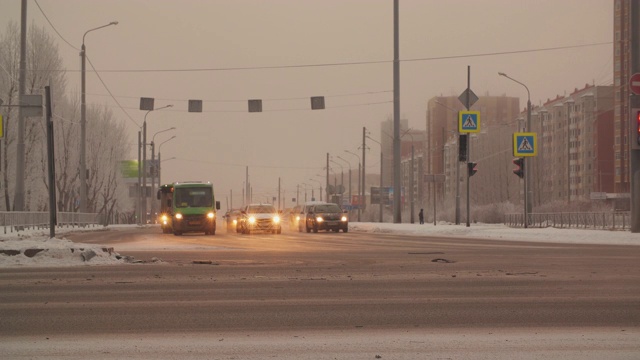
[513, 132, 537, 157]
[458, 111, 480, 133]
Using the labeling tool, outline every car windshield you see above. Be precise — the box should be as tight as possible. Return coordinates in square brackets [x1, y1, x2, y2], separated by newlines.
[174, 187, 213, 208]
[248, 205, 276, 214]
[314, 204, 341, 213]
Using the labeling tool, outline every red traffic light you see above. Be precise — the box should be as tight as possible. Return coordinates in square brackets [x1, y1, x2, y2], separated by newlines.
[636, 110, 640, 145]
[512, 157, 524, 179]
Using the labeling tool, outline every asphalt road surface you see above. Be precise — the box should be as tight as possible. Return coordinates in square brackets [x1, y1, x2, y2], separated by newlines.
[1, 225, 639, 359]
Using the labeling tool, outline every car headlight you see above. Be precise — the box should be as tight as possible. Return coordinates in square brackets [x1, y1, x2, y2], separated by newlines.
[273, 216, 280, 224]
[232, 219, 237, 225]
[316, 216, 324, 223]
[341, 216, 348, 222]
[248, 216, 256, 224]
[296, 216, 300, 221]
[175, 213, 183, 220]
[207, 212, 215, 219]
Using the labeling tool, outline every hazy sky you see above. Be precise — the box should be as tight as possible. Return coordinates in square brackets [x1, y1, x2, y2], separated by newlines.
[0, 0, 613, 208]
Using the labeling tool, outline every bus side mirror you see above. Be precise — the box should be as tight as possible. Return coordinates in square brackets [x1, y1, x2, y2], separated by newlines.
[157, 190, 161, 200]
[216, 201, 221, 210]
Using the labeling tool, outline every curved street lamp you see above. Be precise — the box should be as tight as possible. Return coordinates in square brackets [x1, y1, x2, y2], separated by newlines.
[79, 21, 118, 213]
[499, 71, 532, 227]
[140, 104, 173, 224]
[344, 150, 362, 221]
[150, 129, 176, 220]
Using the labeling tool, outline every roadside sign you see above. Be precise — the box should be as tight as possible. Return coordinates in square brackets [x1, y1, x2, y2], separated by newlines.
[458, 111, 480, 133]
[513, 132, 537, 157]
[458, 88, 478, 108]
[630, 73, 640, 95]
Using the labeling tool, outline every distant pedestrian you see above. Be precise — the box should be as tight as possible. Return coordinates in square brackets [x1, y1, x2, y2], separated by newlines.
[419, 209, 424, 224]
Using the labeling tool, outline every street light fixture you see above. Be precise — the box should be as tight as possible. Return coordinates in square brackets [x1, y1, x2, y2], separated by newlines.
[309, 178, 322, 201]
[79, 21, 118, 213]
[344, 150, 362, 221]
[140, 104, 173, 224]
[150, 129, 176, 221]
[434, 100, 462, 225]
[499, 72, 532, 227]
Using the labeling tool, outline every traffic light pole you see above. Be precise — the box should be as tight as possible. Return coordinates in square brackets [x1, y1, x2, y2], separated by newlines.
[465, 66, 472, 228]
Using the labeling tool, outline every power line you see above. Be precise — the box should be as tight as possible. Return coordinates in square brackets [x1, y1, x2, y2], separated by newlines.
[47, 41, 611, 74]
[85, 55, 140, 128]
[33, 0, 79, 51]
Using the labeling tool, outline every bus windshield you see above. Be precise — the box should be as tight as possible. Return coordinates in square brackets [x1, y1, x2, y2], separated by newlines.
[174, 187, 213, 208]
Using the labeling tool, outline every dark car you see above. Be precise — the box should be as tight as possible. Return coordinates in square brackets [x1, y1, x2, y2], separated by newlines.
[301, 202, 348, 233]
[288, 205, 303, 230]
[224, 209, 242, 232]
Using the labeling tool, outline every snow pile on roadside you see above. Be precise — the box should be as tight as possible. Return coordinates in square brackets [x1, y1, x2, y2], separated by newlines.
[350, 222, 640, 246]
[0, 230, 126, 267]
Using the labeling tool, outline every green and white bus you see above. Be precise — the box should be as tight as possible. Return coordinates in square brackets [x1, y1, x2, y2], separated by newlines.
[157, 182, 220, 235]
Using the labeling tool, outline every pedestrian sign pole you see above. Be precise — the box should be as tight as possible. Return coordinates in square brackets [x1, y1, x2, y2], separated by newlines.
[513, 132, 537, 228]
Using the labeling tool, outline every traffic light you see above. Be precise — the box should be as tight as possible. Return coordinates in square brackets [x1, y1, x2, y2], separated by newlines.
[512, 157, 525, 179]
[458, 134, 468, 162]
[467, 162, 477, 177]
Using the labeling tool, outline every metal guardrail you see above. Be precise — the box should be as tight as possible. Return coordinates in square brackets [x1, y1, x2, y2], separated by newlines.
[0, 212, 99, 234]
[505, 212, 631, 230]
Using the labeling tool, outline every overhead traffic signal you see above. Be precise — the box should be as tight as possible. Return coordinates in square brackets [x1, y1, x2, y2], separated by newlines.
[458, 134, 468, 162]
[467, 162, 478, 177]
[512, 157, 525, 179]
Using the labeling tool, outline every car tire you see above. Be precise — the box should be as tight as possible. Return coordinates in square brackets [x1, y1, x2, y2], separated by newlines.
[313, 225, 318, 233]
[277, 228, 282, 234]
[343, 228, 348, 233]
[306, 224, 311, 233]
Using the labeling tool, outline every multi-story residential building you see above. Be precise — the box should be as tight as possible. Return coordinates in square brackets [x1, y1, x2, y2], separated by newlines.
[533, 85, 614, 205]
[614, 0, 632, 193]
[426, 95, 521, 209]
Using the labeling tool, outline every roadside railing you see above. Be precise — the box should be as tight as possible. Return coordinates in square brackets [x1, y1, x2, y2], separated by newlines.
[505, 212, 631, 231]
[0, 212, 99, 234]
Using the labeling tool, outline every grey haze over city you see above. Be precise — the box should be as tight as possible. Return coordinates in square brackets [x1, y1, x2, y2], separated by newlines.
[0, 0, 612, 210]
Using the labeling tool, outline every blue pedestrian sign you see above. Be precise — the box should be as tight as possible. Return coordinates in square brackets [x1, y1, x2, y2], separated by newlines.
[513, 132, 537, 157]
[458, 111, 480, 133]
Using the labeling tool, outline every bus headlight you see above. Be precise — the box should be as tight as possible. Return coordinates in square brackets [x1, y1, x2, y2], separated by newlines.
[175, 213, 183, 220]
[207, 212, 215, 219]
[161, 214, 168, 222]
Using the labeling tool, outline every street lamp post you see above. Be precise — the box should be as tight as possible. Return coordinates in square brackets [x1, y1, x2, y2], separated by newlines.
[141, 104, 173, 224]
[150, 129, 175, 221]
[80, 21, 118, 213]
[330, 159, 344, 204]
[309, 178, 322, 201]
[336, 156, 351, 210]
[345, 150, 362, 221]
[435, 100, 462, 225]
[366, 136, 384, 223]
[499, 72, 532, 227]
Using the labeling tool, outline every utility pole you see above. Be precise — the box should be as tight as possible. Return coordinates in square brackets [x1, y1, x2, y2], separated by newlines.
[362, 127, 366, 218]
[392, 0, 402, 223]
[14, 0, 27, 212]
[631, 0, 640, 232]
[465, 66, 472, 227]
